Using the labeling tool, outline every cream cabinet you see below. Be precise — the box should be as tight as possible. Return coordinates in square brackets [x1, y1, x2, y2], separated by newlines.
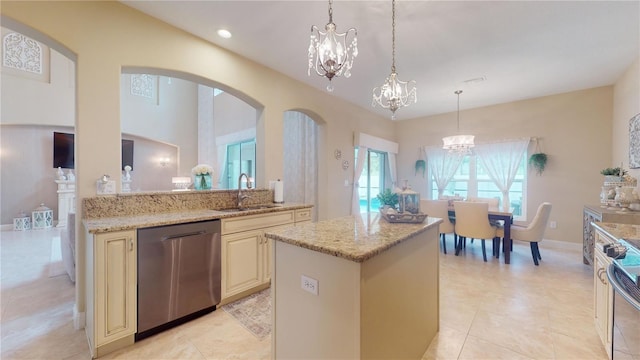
[593, 229, 614, 360]
[85, 229, 137, 358]
[221, 211, 295, 302]
[221, 208, 312, 303]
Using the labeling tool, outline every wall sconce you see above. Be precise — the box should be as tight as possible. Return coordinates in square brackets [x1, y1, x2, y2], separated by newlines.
[172, 177, 191, 191]
[159, 157, 170, 167]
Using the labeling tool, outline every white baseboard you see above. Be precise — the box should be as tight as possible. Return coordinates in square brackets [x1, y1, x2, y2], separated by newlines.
[74, 306, 85, 330]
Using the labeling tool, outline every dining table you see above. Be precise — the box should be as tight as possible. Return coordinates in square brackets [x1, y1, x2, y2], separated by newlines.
[448, 208, 514, 264]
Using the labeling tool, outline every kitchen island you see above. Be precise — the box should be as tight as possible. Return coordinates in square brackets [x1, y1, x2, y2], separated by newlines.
[264, 212, 442, 360]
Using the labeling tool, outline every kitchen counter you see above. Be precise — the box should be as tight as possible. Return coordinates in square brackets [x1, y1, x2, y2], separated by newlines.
[265, 211, 442, 262]
[592, 221, 640, 241]
[83, 203, 311, 233]
[265, 212, 442, 359]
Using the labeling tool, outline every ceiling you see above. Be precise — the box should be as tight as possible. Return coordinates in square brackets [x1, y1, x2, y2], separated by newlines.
[121, 1, 639, 121]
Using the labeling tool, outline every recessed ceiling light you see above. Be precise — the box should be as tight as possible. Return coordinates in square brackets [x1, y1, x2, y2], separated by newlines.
[217, 29, 232, 39]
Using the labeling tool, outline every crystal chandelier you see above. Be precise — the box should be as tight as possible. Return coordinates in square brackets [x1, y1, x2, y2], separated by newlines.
[442, 90, 475, 154]
[372, 0, 417, 120]
[308, 0, 358, 92]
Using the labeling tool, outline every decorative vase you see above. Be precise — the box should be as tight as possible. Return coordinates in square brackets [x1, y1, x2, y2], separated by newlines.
[194, 174, 212, 190]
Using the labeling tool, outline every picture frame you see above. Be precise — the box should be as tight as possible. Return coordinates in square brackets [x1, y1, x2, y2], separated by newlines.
[630, 113, 640, 169]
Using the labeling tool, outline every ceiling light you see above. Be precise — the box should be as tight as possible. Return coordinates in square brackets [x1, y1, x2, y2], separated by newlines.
[442, 90, 474, 154]
[217, 29, 232, 39]
[372, 0, 416, 120]
[308, 0, 358, 92]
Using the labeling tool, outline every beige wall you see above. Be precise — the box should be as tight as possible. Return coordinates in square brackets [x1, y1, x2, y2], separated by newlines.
[613, 57, 640, 179]
[396, 87, 614, 243]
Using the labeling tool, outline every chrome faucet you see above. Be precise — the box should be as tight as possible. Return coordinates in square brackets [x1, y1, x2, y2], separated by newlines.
[237, 173, 253, 209]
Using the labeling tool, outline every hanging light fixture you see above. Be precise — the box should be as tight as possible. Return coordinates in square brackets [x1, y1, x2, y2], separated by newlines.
[372, 0, 417, 120]
[308, 0, 358, 92]
[442, 90, 475, 154]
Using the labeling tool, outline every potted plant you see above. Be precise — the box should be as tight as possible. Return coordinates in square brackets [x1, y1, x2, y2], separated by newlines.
[528, 153, 548, 175]
[415, 160, 426, 177]
[376, 188, 399, 211]
[601, 167, 626, 182]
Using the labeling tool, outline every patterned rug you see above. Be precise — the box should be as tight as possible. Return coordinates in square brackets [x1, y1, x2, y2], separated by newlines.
[222, 288, 271, 340]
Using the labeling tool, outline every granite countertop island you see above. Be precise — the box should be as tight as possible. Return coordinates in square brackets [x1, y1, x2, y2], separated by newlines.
[265, 212, 442, 360]
[265, 211, 442, 262]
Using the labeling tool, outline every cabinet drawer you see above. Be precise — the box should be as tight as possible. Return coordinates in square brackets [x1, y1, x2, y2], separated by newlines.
[295, 208, 312, 223]
[222, 211, 295, 235]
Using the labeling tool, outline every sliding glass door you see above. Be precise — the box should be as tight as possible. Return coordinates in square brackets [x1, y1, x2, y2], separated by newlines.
[357, 149, 387, 213]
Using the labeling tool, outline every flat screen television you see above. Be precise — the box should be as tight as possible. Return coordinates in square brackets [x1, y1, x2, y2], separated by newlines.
[53, 132, 134, 170]
[121, 139, 134, 171]
[53, 132, 74, 169]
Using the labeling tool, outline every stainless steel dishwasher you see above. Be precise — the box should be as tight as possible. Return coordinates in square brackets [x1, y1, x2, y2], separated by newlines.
[136, 219, 221, 340]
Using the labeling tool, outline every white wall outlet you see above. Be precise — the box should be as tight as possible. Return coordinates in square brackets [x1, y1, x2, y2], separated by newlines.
[549, 220, 557, 229]
[301, 275, 318, 296]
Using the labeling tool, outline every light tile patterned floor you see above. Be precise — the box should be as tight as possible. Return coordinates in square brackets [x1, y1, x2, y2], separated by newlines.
[1, 229, 607, 359]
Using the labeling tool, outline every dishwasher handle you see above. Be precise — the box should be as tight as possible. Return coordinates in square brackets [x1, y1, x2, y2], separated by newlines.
[161, 231, 207, 241]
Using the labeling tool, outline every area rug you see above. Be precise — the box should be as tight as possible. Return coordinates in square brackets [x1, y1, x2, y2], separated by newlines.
[49, 236, 66, 278]
[222, 288, 271, 340]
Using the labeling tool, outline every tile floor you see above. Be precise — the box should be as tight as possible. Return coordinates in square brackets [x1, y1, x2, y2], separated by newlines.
[1, 228, 607, 359]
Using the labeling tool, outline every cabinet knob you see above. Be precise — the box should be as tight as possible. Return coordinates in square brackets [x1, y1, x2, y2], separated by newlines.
[129, 238, 134, 251]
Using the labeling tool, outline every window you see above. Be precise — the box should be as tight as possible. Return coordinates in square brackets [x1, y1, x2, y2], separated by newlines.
[430, 153, 527, 219]
[357, 149, 388, 213]
[222, 139, 255, 189]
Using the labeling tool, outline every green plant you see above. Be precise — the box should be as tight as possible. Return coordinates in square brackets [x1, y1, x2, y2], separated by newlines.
[528, 153, 548, 175]
[415, 160, 426, 177]
[600, 167, 626, 176]
[376, 188, 399, 208]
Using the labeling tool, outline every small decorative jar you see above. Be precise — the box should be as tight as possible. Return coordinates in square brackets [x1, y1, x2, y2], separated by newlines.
[13, 212, 31, 231]
[32, 203, 54, 230]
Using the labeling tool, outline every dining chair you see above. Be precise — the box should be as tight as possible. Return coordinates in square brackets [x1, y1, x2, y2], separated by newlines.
[467, 196, 500, 211]
[421, 199, 456, 254]
[453, 201, 502, 262]
[510, 202, 552, 266]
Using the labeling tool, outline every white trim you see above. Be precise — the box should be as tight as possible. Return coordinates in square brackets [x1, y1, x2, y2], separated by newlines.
[355, 132, 398, 154]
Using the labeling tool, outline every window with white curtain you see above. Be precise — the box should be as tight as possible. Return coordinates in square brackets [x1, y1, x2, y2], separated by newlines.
[430, 152, 527, 219]
[356, 149, 388, 213]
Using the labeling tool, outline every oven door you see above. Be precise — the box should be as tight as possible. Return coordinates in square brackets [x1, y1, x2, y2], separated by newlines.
[607, 264, 640, 360]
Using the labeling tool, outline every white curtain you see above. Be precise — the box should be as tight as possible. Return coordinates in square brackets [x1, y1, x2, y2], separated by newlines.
[474, 138, 529, 212]
[283, 111, 318, 221]
[424, 146, 464, 198]
[388, 153, 397, 189]
[351, 146, 368, 215]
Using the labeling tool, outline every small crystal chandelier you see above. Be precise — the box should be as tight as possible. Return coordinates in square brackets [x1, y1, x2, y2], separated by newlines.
[372, 0, 417, 120]
[308, 0, 358, 92]
[442, 90, 475, 154]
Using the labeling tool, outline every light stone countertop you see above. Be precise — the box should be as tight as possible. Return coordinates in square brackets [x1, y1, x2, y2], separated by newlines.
[84, 203, 311, 234]
[264, 212, 442, 263]
[592, 221, 640, 241]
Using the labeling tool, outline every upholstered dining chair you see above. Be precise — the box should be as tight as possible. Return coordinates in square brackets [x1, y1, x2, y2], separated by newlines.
[467, 196, 500, 211]
[453, 201, 502, 262]
[510, 202, 552, 266]
[421, 199, 456, 254]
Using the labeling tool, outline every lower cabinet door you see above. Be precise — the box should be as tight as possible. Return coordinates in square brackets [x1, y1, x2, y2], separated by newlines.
[222, 230, 263, 299]
[94, 230, 137, 346]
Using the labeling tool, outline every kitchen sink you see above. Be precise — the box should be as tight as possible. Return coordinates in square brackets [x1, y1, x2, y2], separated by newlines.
[216, 204, 281, 212]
